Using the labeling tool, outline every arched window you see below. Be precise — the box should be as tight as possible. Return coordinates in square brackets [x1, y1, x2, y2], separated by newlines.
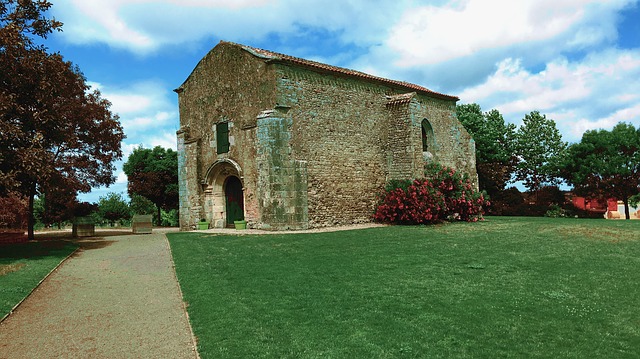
[421, 119, 435, 152]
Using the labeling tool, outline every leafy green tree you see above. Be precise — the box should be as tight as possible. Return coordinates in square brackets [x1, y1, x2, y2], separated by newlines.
[515, 111, 567, 197]
[129, 193, 157, 219]
[561, 122, 640, 219]
[97, 192, 131, 226]
[161, 209, 179, 227]
[1, 0, 125, 239]
[630, 193, 640, 208]
[123, 146, 178, 226]
[457, 104, 517, 196]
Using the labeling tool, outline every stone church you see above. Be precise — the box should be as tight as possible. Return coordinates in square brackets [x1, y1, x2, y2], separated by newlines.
[174, 41, 477, 230]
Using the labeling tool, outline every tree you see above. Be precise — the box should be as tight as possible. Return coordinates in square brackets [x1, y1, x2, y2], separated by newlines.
[515, 111, 566, 197]
[457, 104, 517, 196]
[130, 193, 157, 215]
[561, 122, 640, 219]
[97, 192, 131, 226]
[123, 146, 179, 226]
[631, 193, 640, 209]
[38, 183, 76, 228]
[1, 1, 125, 240]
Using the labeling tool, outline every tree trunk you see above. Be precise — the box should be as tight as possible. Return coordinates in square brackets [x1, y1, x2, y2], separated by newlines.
[623, 197, 630, 220]
[156, 205, 161, 227]
[28, 185, 36, 241]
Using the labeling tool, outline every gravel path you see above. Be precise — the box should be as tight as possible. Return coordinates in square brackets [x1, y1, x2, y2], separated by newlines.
[0, 232, 198, 359]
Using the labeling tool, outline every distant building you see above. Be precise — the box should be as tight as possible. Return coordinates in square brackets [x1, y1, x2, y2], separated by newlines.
[571, 196, 639, 219]
[174, 41, 477, 230]
[571, 196, 615, 214]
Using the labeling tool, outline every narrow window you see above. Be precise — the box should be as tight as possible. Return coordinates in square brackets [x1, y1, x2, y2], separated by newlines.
[422, 126, 429, 151]
[216, 122, 230, 154]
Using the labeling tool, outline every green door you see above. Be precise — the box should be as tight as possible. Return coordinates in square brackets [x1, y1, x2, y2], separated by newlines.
[225, 176, 244, 226]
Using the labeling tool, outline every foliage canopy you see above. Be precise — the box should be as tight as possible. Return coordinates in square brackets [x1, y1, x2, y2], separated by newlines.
[515, 111, 566, 193]
[457, 104, 517, 196]
[561, 122, 640, 219]
[1, 0, 125, 239]
[123, 146, 178, 225]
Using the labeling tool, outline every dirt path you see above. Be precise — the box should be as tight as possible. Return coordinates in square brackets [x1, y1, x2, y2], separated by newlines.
[0, 232, 198, 359]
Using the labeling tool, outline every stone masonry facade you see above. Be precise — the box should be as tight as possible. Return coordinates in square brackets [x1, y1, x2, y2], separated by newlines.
[175, 41, 477, 230]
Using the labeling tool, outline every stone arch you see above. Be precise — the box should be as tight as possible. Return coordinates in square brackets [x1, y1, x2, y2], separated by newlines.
[202, 159, 244, 228]
[421, 119, 436, 162]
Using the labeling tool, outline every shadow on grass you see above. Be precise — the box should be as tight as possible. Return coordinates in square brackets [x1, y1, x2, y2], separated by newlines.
[0, 229, 135, 260]
[0, 240, 74, 260]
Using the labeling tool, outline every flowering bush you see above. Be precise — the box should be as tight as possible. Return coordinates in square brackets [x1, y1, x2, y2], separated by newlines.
[373, 164, 490, 224]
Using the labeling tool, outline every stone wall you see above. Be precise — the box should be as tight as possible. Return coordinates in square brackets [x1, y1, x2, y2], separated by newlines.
[409, 96, 477, 186]
[175, 42, 276, 229]
[256, 108, 308, 230]
[271, 64, 476, 227]
[275, 65, 420, 227]
[176, 129, 201, 230]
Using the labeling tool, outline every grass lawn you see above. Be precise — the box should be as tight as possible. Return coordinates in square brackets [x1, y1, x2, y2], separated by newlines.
[167, 217, 640, 358]
[0, 240, 77, 319]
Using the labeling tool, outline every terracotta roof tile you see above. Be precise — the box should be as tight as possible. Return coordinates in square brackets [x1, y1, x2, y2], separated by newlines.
[223, 41, 458, 101]
[386, 92, 416, 106]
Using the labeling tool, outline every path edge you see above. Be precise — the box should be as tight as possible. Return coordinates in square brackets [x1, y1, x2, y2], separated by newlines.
[162, 233, 201, 359]
[0, 242, 80, 324]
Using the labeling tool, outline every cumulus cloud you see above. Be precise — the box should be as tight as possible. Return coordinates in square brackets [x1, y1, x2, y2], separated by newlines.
[385, 0, 631, 67]
[457, 48, 640, 142]
[115, 171, 128, 184]
[147, 131, 179, 150]
[87, 81, 177, 137]
[570, 104, 640, 138]
[52, 0, 408, 54]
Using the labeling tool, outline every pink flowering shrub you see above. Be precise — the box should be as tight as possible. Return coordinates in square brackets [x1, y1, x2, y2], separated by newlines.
[373, 164, 490, 224]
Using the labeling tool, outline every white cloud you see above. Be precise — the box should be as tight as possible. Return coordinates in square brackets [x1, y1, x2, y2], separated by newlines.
[87, 81, 177, 139]
[122, 111, 174, 133]
[384, 0, 634, 67]
[459, 57, 592, 114]
[53, 0, 276, 53]
[115, 171, 128, 184]
[146, 131, 178, 150]
[387, 0, 585, 66]
[571, 103, 640, 137]
[457, 48, 640, 142]
[52, 0, 409, 54]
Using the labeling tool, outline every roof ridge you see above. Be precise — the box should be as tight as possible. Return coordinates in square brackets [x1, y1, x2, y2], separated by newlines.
[220, 40, 458, 101]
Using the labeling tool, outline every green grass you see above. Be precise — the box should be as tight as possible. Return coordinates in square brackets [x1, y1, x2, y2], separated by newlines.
[0, 240, 78, 319]
[167, 217, 640, 358]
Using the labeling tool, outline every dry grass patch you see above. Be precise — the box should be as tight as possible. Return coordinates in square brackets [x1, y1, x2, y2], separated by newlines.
[0, 263, 25, 276]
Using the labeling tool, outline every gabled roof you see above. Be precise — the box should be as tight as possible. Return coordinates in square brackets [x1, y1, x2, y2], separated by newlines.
[229, 41, 458, 102]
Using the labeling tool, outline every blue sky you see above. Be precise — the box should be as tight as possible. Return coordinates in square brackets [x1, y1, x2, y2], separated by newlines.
[42, 0, 640, 203]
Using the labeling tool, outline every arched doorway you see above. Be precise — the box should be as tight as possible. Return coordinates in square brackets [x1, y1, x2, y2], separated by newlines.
[202, 159, 243, 228]
[224, 176, 244, 226]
